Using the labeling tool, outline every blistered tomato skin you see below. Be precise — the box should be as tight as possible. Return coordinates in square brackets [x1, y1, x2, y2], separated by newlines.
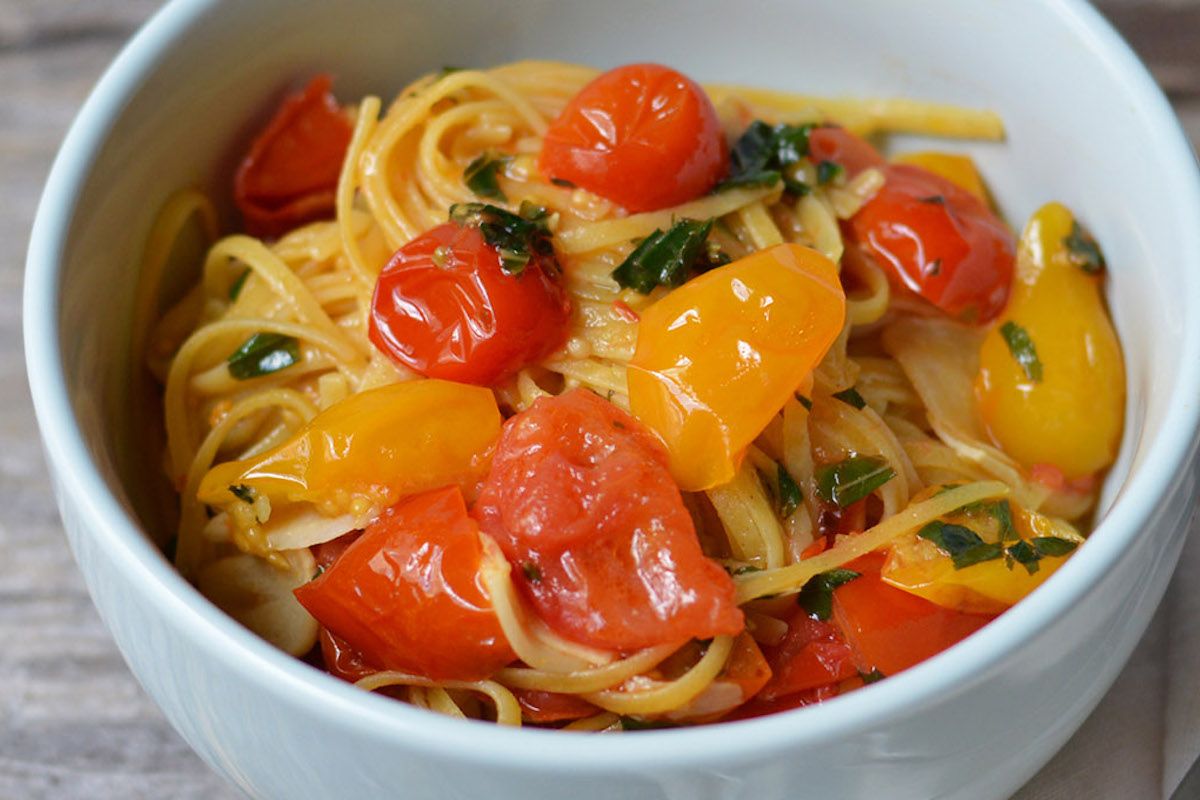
[473, 388, 743, 652]
[369, 222, 571, 386]
[196, 379, 501, 515]
[628, 243, 846, 492]
[976, 202, 1125, 478]
[234, 75, 353, 238]
[294, 486, 514, 681]
[807, 126, 885, 177]
[539, 63, 728, 213]
[849, 164, 1015, 323]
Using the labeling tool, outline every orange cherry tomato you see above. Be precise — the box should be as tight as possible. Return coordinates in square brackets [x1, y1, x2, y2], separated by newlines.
[473, 388, 742, 651]
[234, 75, 353, 238]
[848, 164, 1015, 323]
[831, 554, 994, 677]
[369, 222, 571, 386]
[758, 610, 857, 701]
[628, 243, 845, 491]
[295, 486, 514, 681]
[807, 126, 885, 176]
[197, 379, 501, 520]
[539, 63, 727, 213]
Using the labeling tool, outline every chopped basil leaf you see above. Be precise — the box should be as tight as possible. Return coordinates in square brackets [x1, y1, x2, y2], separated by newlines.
[448, 202, 555, 276]
[521, 562, 542, 582]
[919, 195, 947, 205]
[777, 464, 803, 518]
[797, 568, 861, 620]
[795, 394, 814, 411]
[717, 121, 814, 193]
[991, 500, 1017, 544]
[620, 717, 677, 731]
[999, 321, 1043, 383]
[816, 159, 844, 186]
[550, 177, 576, 188]
[612, 218, 715, 294]
[1032, 537, 1078, 558]
[860, 669, 886, 684]
[227, 333, 300, 379]
[1064, 220, 1105, 273]
[918, 520, 1004, 570]
[229, 267, 251, 300]
[832, 386, 867, 410]
[463, 151, 510, 200]
[1006, 539, 1041, 575]
[815, 455, 896, 508]
[229, 484, 255, 503]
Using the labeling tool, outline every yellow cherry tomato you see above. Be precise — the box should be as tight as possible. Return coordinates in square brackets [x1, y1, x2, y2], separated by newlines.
[882, 488, 1085, 614]
[892, 151, 989, 201]
[198, 379, 501, 516]
[976, 202, 1124, 478]
[628, 243, 846, 491]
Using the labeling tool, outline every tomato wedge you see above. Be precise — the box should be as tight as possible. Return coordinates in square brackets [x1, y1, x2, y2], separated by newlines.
[369, 220, 571, 385]
[848, 164, 1015, 323]
[832, 554, 994, 677]
[234, 75, 353, 238]
[758, 611, 857, 701]
[539, 63, 727, 212]
[294, 486, 514, 681]
[513, 690, 599, 724]
[807, 126, 885, 177]
[473, 388, 743, 651]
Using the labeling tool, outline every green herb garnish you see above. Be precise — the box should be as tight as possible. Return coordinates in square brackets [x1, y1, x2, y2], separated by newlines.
[797, 568, 861, 620]
[1005, 539, 1040, 575]
[521, 562, 542, 582]
[463, 151, 510, 200]
[777, 464, 803, 518]
[859, 669, 886, 684]
[448, 201, 555, 276]
[999, 321, 1043, 383]
[229, 267, 251, 300]
[1032, 537, 1079, 558]
[717, 121, 814, 193]
[1064, 220, 1105, 273]
[795, 394, 814, 411]
[227, 333, 300, 380]
[918, 520, 1003, 570]
[832, 386, 867, 410]
[619, 717, 678, 731]
[612, 218, 717, 294]
[815, 456, 895, 508]
[229, 484, 255, 503]
[816, 160, 844, 186]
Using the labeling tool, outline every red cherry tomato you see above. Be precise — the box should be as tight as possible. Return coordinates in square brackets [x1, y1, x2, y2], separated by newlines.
[539, 63, 728, 213]
[848, 164, 1015, 323]
[369, 222, 571, 385]
[724, 683, 840, 721]
[318, 627, 378, 683]
[234, 75, 353, 238]
[294, 486, 514, 681]
[758, 612, 857, 701]
[807, 126, 885, 176]
[832, 554, 994, 677]
[513, 689, 599, 724]
[473, 388, 743, 651]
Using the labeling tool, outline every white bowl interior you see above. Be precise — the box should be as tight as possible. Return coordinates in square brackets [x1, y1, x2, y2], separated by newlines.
[26, 0, 1200, 798]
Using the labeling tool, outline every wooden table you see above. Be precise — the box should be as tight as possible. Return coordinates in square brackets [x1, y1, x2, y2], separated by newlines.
[1, 2, 1196, 798]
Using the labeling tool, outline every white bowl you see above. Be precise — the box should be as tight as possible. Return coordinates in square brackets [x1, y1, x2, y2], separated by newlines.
[24, 1, 1200, 798]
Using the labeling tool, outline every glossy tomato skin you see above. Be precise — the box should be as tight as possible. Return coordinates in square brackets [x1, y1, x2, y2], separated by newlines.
[318, 627, 378, 683]
[832, 554, 994, 677]
[758, 611, 857, 701]
[294, 486, 514, 681]
[234, 75, 353, 238]
[539, 63, 727, 213]
[849, 163, 1015, 323]
[512, 689, 599, 724]
[807, 126, 885, 176]
[369, 222, 571, 386]
[473, 388, 743, 651]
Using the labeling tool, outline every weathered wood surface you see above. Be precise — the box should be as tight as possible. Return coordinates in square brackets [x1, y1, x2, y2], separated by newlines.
[0, 2, 1196, 798]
